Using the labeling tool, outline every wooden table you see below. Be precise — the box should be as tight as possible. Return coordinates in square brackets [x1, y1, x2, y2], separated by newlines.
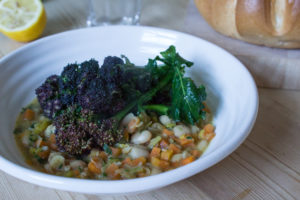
[1, 0, 299, 199]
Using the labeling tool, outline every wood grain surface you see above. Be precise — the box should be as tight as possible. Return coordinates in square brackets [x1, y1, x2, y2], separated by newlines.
[0, 0, 299, 199]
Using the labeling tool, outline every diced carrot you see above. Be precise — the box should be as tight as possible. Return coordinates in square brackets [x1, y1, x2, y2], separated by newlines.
[132, 157, 147, 166]
[92, 156, 100, 163]
[181, 156, 195, 166]
[49, 134, 58, 150]
[99, 151, 108, 161]
[37, 150, 50, 159]
[204, 124, 214, 133]
[179, 137, 194, 147]
[49, 134, 56, 144]
[105, 163, 119, 178]
[171, 161, 181, 168]
[169, 144, 181, 154]
[73, 169, 80, 176]
[159, 160, 170, 170]
[123, 157, 147, 167]
[203, 131, 216, 141]
[111, 147, 121, 157]
[88, 161, 101, 174]
[161, 149, 173, 161]
[50, 143, 58, 150]
[162, 128, 174, 136]
[23, 109, 35, 120]
[122, 157, 132, 166]
[40, 141, 48, 146]
[191, 149, 201, 158]
[150, 147, 161, 158]
[160, 139, 169, 149]
[151, 157, 170, 170]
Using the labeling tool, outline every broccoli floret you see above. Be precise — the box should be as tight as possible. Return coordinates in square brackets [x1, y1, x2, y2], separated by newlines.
[101, 56, 124, 73]
[77, 59, 100, 91]
[93, 118, 122, 148]
[58, 63, 79, 105]
[78, 77, 125, 116]
[54, 105, 117, 155]
[54, 105, 123, 156]
[35, 75, 62, 119]
[78, 57, 126, 116]
[59, 60, 100, 106]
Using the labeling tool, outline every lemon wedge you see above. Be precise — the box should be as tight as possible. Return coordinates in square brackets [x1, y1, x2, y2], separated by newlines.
[0, 0, 46, 42]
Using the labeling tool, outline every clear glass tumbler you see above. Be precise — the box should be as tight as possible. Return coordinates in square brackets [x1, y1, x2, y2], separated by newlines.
[87, 0, 141, 26]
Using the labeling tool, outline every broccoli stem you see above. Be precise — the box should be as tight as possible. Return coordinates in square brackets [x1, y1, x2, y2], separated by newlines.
[114, 72, 173, 121]
[142, 104, 169, 115]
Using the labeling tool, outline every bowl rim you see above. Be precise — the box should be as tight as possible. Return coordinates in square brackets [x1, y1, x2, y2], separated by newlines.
[0, 25, 259, 194]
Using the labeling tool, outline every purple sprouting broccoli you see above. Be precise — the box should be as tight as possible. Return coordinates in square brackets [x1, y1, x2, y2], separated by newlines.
[78, 76, 125, 117]
[78, 56, 126, 116]
[54, 105, 120, 155]
[35, 75, 62, 119]
[59, 59, 100, 106]
[58, 63, 80, 105]
[36, 60, 101, 119]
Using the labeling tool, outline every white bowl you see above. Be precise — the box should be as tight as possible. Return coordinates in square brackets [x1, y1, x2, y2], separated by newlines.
[0, 26, 258, 195]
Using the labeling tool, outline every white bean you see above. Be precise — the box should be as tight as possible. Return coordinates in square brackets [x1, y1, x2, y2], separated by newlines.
[131, 130, 152, 144]
[190, 125, 200, 134]
[70, 160, 86, 170]
[129, 146, 149, 159]
[151, 122, 164, 130]
[21, 132, 30, 146]
[122, 145, 132, 154]
[151, 167, 162, 175]
[48, 152, 65, 169]
[171, 153, 183, 162]
[45, 124, 56, 138]
[121, 113, 135, 127]
[89, 148, 100, 159]
[173, 125, 190, 138]
[197, 140, 208, 151]
[159, 115, 172, 126]
[182, 150, 190, 159]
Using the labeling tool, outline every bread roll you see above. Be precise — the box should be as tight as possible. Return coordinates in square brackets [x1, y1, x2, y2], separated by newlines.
[194, 0, 300, 48]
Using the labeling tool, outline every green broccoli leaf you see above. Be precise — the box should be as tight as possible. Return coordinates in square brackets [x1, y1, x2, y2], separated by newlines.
[170, 73, 206, 124]
[144, 45, 207, 124]
[157, 46, 206, 124]
[158, 45, 193, 71]
[145, 58, 170, 83]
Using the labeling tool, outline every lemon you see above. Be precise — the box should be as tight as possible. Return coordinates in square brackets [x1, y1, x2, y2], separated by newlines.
[0, 0, 46, 42]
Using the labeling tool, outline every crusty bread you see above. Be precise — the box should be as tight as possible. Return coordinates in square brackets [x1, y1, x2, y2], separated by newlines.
[194, 0, 300, 48]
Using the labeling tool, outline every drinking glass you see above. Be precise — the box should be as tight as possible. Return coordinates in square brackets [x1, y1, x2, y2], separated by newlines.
[87, 0, 141, 26]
